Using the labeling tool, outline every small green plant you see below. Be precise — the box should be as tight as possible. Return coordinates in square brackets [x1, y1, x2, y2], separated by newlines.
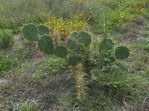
[0, 57, 12, 72]
[0, 17, 15, 29]
[0, 29, 13, 49]
[0, 53, 17, 72]
[18, 101, 39, 111]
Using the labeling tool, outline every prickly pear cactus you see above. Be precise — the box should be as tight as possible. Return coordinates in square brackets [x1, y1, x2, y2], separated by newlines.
[23, 24, 92, 66]
[22, 23, 131, 102]
[38, 25, 49, 35]
[77, 31, 91, 47]
[98, 38, 130, 64]
[67, 31, 92, 66]
[23, 24, 38, 41]
[67, 39, 84, 54]
[54, 46, 68, 58]
[70, 31, 91, 47]
[68, 54, 82, 66]
[23, 23, 130, 63]
[38, 35, 53, 55]
[115, 46, 130, 60]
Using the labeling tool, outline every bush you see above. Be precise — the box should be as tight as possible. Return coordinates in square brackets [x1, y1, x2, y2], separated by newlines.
[0, 51, 18, 73]
[90, 65, 146, 100]
[0, 29, 13, 49]
[45, 17, 86, 37]
[0, 57, 12, 72]
[0, 17, 15, 29]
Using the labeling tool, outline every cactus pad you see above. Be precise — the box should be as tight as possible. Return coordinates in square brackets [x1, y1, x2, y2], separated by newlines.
[115, 46, 130, 60]
[23, 24, 38, 41]
[67, 39, 83, 54]
[38, 25, 49, 35]
[68, 54, 81, 66]
[38, 35, 53, 55]
[54, 46, 68, 58]
[77, 31, 91, 47]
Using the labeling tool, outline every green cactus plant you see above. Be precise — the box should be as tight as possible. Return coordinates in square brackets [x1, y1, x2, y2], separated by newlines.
[115, 46, 130, 60]
[70, 31, 91, 47]
[23, 24, 38, 41]
[22, 23, 130, 102]
[38, 35, 53, 55]
[54, 46, 68, 58]
[98, 38, 129, 67]
[38, 25, 49, 35]
[68, 54, 82, 66]
[67, 39, 84, 54]
[77, 31, 91, 47]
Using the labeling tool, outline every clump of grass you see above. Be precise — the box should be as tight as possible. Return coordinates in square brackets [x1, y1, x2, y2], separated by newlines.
[17, 100, 39, 111]
[37, 56, 66, 75]
[0, 29, 13, 49]
[136, 38, 149, 51]
[0, 52, 18, 73]
[90, 64, 147, 100]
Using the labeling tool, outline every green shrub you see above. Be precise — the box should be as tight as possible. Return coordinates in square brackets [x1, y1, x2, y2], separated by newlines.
[0, 17, 15, 29]
[90, 65, 146, 99]
[106, 10, 134, 31]
[0, 29, 13, 49]
[133, 15, 145, 25]
[0, 58, 11, 72]
[12, 27, 22, 34]
[0, 51, 17, 72]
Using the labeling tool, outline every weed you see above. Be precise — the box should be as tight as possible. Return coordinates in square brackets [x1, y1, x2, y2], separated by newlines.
[18, 100, 39, 111]
[0, 29, 13, 49]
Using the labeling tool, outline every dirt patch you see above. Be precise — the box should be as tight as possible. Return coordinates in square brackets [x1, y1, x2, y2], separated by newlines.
[0, 78, 8, 86]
